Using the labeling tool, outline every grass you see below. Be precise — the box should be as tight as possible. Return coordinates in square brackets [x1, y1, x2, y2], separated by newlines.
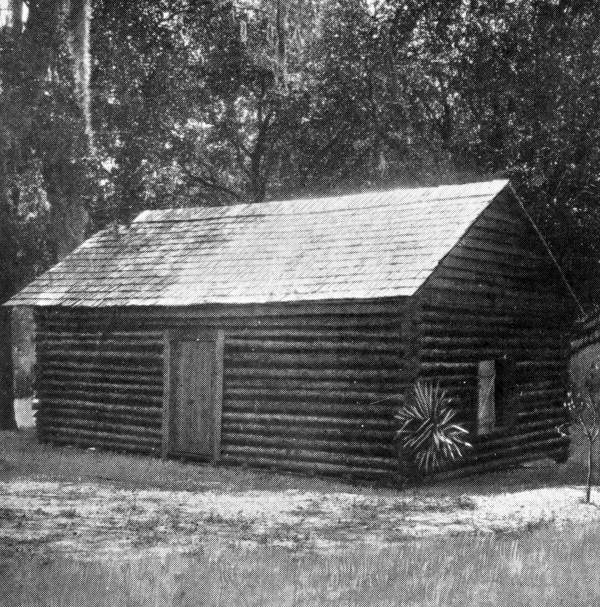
[3, 525, 600, 606]
[3, 425, 600, 606]
[0, 428, 387, 495]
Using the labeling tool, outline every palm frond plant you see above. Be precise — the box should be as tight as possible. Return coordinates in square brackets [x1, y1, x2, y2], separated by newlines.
[395, 380, 471, 477]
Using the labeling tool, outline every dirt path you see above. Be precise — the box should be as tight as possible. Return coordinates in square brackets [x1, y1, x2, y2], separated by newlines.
[2, 478, 600, 556]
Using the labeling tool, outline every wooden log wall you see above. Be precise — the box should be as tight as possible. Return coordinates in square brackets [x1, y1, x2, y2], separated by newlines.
[33, 300, 409, 479]
[416, 191, 573, 472]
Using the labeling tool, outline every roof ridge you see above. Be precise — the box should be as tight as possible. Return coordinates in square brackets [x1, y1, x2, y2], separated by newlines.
[134, 179, 508, 224]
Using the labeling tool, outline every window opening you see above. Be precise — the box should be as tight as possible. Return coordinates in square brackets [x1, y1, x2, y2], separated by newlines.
[477, 357, 516, 435]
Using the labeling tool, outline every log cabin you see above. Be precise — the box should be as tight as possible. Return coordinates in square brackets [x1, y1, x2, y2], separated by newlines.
[5, 179, 574, 479]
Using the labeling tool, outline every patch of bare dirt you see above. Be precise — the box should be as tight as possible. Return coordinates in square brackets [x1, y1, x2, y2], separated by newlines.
[1, 479, 600, 556]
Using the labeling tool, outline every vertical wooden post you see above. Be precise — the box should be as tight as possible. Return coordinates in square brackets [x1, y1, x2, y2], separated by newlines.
[161, 330, 171, 459]
[213, 330, 224, 463]
[477, 360, 496, 435]
[401, 296, 422, 391]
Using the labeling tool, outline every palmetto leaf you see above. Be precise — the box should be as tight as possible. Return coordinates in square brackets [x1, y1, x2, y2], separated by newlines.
[395, 380, 472, 474]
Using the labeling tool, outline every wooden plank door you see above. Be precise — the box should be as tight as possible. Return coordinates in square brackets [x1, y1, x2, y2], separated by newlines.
[163, 330, 223, 461]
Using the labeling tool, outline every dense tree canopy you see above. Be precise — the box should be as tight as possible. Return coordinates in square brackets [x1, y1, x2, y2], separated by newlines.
[2, 0, 600, 358]
[3, 0, 600, 295]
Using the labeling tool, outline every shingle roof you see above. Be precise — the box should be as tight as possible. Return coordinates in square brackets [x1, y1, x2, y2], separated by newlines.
[6, 179, 509, 307]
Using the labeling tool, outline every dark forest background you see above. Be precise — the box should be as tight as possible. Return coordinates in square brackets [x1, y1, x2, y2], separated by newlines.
[2, 0, 600, 425]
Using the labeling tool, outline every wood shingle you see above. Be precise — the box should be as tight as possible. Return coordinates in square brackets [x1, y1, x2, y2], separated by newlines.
[7, 180, 508, 307]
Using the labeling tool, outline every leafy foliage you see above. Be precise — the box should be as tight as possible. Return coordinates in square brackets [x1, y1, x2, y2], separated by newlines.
[395, 381, 471, 475]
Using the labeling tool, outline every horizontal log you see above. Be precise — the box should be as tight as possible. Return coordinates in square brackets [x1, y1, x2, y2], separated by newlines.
[420, 334, 563, 349]
[224, 351, 405, 370]
[470, 425, 563, 450]
[228, 329, 403, 341]
[42, 425, 161, 447]
[420, 361, 477, 373]
[226, 338, 404, 354]
[420, 348, 561, 363]
[223, 432, 393, 457]
[433, 265, 555, 296]
[516, 359, 564, 370]
[219, 453, 395, 479]
[420, 303, 565, 323]
[36, 330, 163, 340]
[423, 374, 476, 387]
[225, 386, 404, 404]
[36, 367, 162, 390]
[225, 377, 407, 392]
[516, 393, 565, 407]
[423, 291, 565, 318]
[455, 233, 548, 263]
[40, 378, 162, 395]
[39, 397, 161, 417]
[37, 349, 162, 362]
[38, 389, 162, 407]
[511, 377, 563, 391]
[222, 422, 393, 443]
[226, 367, 403, 381]
[38, 368, 162, 385]
[432, 259, 550, 291]
[440, 247, 545, 276]
[38, 408, 161, 429]
[440, 251, 546, 283]
[420, 327, 564, 344]
[38, 359, 163, 376]
[41, 436, 157, 456]
[221, 410, 394, 430]
[37, 338, 162, 350]
[517, 408, 566, 423]
[221, 443, 396, 469]
[420, 301, 569, 325]
[480, 205, 524, 227]
[224, 399, 398, 419]
[43, 415, 162, 438]
[43, 434, 160, 456]
[472, 212, 523, 232]
[467, 219, 524, 239]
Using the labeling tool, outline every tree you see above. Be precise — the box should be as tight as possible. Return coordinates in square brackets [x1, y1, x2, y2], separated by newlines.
[0, 0, 93, 429]
[563, 362, 600, 503]
[91, 0, 314, 221]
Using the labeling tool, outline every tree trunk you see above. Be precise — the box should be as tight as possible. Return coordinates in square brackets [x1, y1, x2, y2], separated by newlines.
[66, 0, 94, 151]
[29, 0, 93, 260]
[0, 308, 16, 430]
[586, 437, 593, 503]
[8, 0, 23, 32]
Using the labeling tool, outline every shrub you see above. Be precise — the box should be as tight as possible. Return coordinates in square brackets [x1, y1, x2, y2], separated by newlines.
[395, 380, 471, 476]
